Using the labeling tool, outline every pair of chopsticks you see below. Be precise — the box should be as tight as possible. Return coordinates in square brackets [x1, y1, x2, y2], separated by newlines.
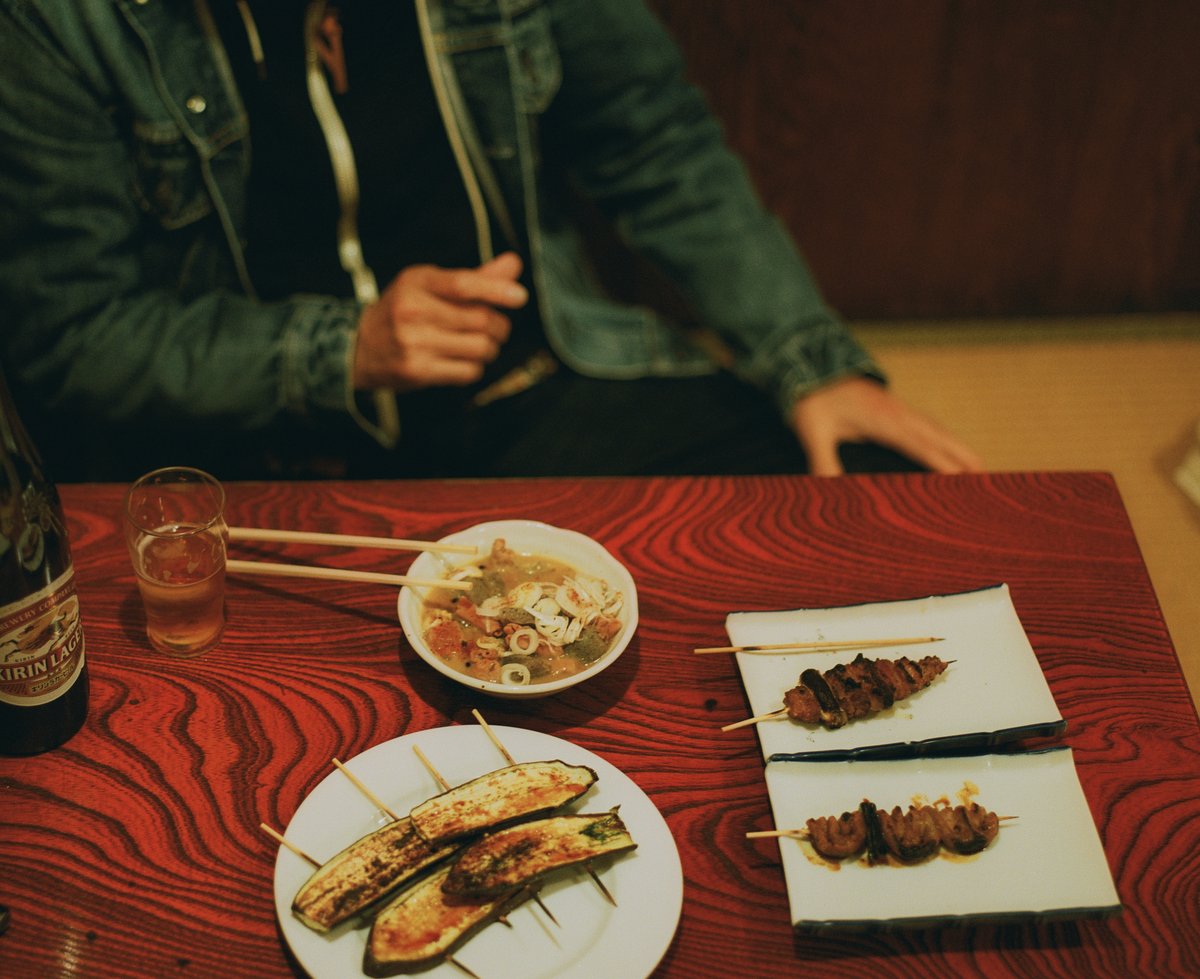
[225, 526, 477, 590]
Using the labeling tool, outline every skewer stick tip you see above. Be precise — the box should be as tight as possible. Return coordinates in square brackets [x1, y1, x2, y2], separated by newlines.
[446, 954, 482, 979]
[331, 756, 401, 821]
[259, 822, 322, 868]
[413, 744, 451, 791]
[472, 709, 517, 766]
[721, 707, 787, 732]
[531, 889, 560, 926]
[586, 865, 618, 906]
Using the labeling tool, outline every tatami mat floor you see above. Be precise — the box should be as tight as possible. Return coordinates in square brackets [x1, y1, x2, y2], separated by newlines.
[853, 314, 1200, 713]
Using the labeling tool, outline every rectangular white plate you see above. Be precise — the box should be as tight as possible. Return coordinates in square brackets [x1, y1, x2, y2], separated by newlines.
[761, 748, 1121, 928]
[726, 584, 1065, 761]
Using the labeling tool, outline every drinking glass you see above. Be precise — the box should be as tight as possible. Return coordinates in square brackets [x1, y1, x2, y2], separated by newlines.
[123, 467, 227, 657]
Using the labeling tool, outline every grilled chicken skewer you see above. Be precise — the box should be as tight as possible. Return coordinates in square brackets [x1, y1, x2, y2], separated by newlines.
[724, 653, 950, 732]
[749, 799, 1004, 864]
[785, 653, 949, 729]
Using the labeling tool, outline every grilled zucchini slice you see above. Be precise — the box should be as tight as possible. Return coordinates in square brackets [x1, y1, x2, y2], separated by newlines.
[363, 864, 524, 976]
[409, 760, 597, 844]
[292, 817, 458, 932]
[443, 809, 636, 897]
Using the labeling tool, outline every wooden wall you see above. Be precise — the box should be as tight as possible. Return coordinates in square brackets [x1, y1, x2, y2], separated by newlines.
[647, 0, 1200, 319]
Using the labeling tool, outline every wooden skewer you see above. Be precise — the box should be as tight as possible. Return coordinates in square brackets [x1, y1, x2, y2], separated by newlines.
[529, 887, 559, 926]
[721, 707, 788, 732]
[228, 526, 478, 555]
[695, 636, 944, 655]
[332, 757, 401, 821]
[746, 828, 806, 840]
[226, 558, 471, 590]
[412, 744, 451, 792]
[260, 822, 321, 868]
[472, 708, 516, 766]
[472, 710, 616, 907]
[446, 956, 482, 979]
[580, 862, 617, 907]
[446, 955, 482, 979]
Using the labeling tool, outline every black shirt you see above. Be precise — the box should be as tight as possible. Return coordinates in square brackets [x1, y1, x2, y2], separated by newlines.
[212, 2, 480, 301]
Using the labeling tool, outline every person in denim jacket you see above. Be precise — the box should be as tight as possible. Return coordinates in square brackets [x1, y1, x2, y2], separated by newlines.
[0, 0, 979, 480]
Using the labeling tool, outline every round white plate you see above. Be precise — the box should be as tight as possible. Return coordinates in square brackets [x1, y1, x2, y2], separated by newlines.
[273, 725, 683, 979]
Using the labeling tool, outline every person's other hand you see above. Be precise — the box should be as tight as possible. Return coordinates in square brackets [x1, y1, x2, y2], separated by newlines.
[790, 376, 983, 476]
[353, 251, 528, 391]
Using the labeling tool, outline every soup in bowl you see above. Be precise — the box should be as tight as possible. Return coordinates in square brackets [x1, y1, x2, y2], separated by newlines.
[398, 521, 638, 697]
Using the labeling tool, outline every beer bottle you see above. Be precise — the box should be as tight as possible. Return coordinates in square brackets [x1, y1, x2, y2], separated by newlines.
[0, 364, 88, 755]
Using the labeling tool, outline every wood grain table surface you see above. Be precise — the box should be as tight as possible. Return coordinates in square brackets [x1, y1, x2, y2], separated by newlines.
[2, 472, 1197, 978]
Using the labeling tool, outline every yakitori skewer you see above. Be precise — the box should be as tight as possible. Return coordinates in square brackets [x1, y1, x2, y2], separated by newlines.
[694, 636, 943, 655]
[723, 652, 952, 732]
[470, 710, 618, 907]
[744, 816, 1018, 841]
[747, 802, 1014, 865]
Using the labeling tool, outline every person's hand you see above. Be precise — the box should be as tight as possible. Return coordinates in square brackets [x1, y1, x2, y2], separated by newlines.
[790, 376, 983, 476]
[353, 252, 528, 391]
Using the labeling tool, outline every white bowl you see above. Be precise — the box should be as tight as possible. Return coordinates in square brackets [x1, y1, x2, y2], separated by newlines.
[398, 520, 639, 698]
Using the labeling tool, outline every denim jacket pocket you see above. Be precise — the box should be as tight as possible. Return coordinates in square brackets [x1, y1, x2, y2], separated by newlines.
[131, 118, 213, 230]
[507, 5, 561, 114]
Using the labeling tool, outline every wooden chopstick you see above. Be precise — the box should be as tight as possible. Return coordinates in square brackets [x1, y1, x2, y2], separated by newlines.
[694, 636, 944, 655]
[228, 526, 477, 555]
[226, 559, 471, 590]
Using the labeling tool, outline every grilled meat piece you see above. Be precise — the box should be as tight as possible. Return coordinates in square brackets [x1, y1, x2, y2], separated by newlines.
[878, 805, 941, 863]
[782, 654, 948, 729]
[859, 800, 890, 865]
[801, 799, 1002, 865]
[931, 802, 1000, 855]
[804, 810, 867, 861]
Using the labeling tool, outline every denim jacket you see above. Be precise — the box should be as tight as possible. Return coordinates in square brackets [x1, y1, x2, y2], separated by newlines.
[0, 0, 881, 453]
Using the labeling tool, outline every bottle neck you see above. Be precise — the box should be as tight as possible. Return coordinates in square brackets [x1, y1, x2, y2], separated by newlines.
[0, 363, 71, 594]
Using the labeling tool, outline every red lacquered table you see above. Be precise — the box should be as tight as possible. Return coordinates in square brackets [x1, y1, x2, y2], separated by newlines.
[2, 472, 1198, 977]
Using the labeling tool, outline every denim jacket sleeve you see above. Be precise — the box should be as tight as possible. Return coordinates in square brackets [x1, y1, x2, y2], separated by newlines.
[0, 3, 358, 435]
[545, 0, 885, 415]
